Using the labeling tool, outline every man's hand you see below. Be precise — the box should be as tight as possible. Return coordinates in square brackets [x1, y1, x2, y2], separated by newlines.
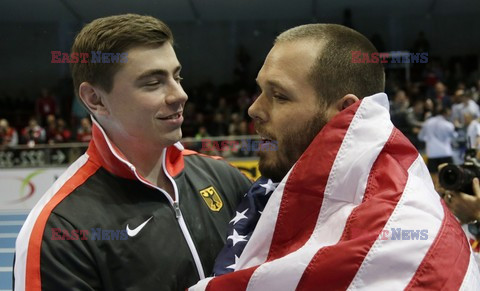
[442, 178, 480, 224]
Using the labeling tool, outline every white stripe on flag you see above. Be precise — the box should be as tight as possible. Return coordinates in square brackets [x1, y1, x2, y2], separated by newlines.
[347, 156, 444, 290]
[245, 94, 394, 291]
[324, 93, 392, 204]
[188, 277, 213, 291]
[459, 251, 480, 291]
[236, 167, 293, 270]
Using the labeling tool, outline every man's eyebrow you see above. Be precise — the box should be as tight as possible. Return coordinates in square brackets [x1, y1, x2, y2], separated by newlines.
[135, 65, 182, 81]
[258, 79, 289, 92]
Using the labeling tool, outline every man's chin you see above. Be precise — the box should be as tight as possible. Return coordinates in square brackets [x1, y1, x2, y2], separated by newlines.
[156, 129, 182, 148]
[258, 154, 289, 183]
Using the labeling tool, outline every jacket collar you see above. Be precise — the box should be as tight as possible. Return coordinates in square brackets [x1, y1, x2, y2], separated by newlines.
[86, 117, 185, 181]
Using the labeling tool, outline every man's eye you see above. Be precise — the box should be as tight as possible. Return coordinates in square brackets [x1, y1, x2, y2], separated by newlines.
[175, 76, 184, 83]
[273, 94, 288, 101]
[145, 81, 160, 86]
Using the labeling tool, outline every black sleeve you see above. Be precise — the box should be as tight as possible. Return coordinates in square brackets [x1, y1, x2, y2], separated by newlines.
[225, 163, 253, 203]
[40, 212, 101, 291]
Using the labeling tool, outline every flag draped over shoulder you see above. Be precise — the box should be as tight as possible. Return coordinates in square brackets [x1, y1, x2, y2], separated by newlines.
[213, 177, 278, 276]
[190, 93, 480, 291]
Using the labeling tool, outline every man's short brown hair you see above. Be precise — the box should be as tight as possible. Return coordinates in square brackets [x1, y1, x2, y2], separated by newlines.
[70, 14, 173, 97]
[275, 24, 385, 106]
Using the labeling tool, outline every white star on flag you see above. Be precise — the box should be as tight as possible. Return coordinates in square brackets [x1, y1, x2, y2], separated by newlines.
[230, 208, 249, 225]
[260, 179, 278, 194]
[227, 229, 247, 246]
[226, 255, 239, 270]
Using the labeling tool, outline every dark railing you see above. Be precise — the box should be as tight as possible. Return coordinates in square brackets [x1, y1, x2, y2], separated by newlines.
[0, 135, 262, 168]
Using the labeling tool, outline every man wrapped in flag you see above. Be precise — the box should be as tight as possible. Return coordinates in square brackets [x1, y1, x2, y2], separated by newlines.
[190, 24, 480, 290]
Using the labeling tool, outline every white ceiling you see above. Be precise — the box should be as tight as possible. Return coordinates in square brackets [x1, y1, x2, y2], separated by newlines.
[1, 0, 479, 23]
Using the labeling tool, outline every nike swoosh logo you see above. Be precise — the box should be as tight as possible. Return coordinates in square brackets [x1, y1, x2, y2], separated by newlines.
[126, 216, 153, 237]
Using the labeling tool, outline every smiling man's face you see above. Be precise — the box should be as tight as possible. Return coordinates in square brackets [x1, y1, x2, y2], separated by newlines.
[248, 39, 330, 182]
[99, 43, 188, 149]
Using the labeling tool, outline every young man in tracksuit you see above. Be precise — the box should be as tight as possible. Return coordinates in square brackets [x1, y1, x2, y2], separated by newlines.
[13, 14, 251, 291]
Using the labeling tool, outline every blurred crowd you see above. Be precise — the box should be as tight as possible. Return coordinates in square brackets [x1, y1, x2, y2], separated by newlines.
[1, 39, 480, 162]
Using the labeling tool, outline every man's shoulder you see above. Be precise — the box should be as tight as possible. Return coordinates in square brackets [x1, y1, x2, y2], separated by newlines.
[182, 150, 238, 174]
[25, 154, 146, 229]
[181, 150, 252, 192]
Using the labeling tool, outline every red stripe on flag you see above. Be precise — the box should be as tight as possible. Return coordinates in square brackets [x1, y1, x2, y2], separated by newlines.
[206, 266, 259, 291]
[266, 101, 362, 261]
[405, 203, 470, 290]
[296, 129, 419, 290]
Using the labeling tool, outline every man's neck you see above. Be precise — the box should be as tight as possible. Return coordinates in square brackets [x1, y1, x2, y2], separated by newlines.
[120, 141, 176, 200]
[101, 126, 176, 200]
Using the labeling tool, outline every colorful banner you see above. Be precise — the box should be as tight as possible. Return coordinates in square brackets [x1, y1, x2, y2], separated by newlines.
[0, 167, 66, 210]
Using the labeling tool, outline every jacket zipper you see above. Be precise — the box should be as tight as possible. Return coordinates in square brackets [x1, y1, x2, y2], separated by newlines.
[96, 122, 205, 279]
[172, 201, 181, 218]
[161, 150, 206, 280]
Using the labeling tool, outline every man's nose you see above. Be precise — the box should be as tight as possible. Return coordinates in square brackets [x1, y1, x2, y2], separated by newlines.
[248, 94, 267, 123]
[165, 82, 188, 105]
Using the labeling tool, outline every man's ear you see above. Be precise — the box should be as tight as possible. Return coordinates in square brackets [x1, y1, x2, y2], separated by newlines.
[336, 94, 360, 111]
[78, 82, 109, 115]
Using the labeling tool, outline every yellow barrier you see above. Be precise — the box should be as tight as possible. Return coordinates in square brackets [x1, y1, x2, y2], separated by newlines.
[229, 159, 261, 180]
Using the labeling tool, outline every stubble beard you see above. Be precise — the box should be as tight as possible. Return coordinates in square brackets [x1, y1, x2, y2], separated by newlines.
[258, 111, 328, 183]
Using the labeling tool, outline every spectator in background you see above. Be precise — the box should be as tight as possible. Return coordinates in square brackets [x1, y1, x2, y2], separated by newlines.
[45, 114, 57, 144]
[192, 112, 206, 136]
[390, 90, 410, 134]
[418, 107, 457, 189]
[71, 96, 90, 133]
[452, 89, 480, 128]
[21, 117, 46, 146]
[180, 103, 196, 137]
[195, 125, 209, 140]
[214, 97, 232, 120]
[54, 118, 72, 143]
[465, 113, 480, 150]
[228, 113, 243, 136]
[451, 89, 480, 163]
[0, 118, 18, 147]
[35, 88, 57, 125]
[208, 112, 229, 136]
[405, 99, 427, 150]
[76, 117, 92, 142]
[194, 126, 217, 154]
[433, 81, 451, 111]
[236, 89, 251, 119]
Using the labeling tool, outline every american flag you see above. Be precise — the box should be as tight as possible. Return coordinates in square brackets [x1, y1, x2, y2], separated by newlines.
[190, 93, 480, 290]
[213, 176, 278, 276]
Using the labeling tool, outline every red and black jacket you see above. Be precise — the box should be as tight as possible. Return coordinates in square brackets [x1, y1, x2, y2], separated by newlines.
[14, 119, 252, 291]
